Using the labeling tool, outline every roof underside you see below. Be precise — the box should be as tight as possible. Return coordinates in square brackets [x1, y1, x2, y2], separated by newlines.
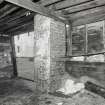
[0, 0, 105, 35]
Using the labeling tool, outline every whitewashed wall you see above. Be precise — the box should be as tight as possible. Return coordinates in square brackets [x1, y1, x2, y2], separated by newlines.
[14, 31, 34, 57]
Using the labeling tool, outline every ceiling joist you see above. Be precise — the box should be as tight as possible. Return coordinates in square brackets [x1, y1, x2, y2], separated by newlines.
[0, 9, 27, 24]
[40, 0, 64, 6]
[0, 6, 19, 19]
[72, 11, 105, 26]
[0, 0, 105, 35]
[4, 0, 69, 24]
[61, 0, 105, 15]
[68, 5, 105, 20]
[53, 0, 94, 10]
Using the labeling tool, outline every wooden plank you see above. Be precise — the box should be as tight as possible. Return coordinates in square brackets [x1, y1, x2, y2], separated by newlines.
[6, 21, 33, 35]
[62, 0, 105, 14]
[67, 51, 105, 57]
[0, 4, 10, 13]
[66, 5, 105, 20]
[0, 12, 34, 31]
[10, 36, 18, 77]
[84, 25, 88, 61]
[68, 6, 105, 20]
[6, 20, 33, 33]
[54, 1, 105, 19]
[65, 24, 68, 56]
[54, 0, 94, 10]
[0, 9, 27, 24]
[40, 0, 63, 6]
[72, 10, 105, 26]
[5, 0, 69, 24]
[0, 6, 18, 19]
[65, 24, 72, 56]
[9, 25, 34, 35]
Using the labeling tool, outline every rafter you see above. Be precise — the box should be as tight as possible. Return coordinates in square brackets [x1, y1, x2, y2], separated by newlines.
[0, 9, 27, 24]
[54, 0, 94, 10]
[4, 0, 69, 24]
[68, 5, 105, 20]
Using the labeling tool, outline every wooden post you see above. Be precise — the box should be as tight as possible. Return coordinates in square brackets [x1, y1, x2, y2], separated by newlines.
[65, 22, 72, 56]
[10, 35, 18, 77]
[84, 24, 88, 61]
[33, 15, 37, 91]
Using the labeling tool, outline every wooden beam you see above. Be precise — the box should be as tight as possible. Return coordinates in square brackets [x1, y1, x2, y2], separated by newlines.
[67, 51, 105, 57]
[6, 21, 33, 33]
[40, 0, 64, 6]
[0, 6, 19, 19]
[72, 10, 105, 26]
[54, 0, 94, 10]
[68, 5, 105, 20]
[10, 36, 18, 77]
[60, 0, 105, 14]
[9, 25, 34, 35]
[0, 4, 10, 13]
[55, 0, 105, 19]
[0, 13, 34, 32]
[65, 24, 68, 56]
[84, 25, 88, 61]
[0, 9, 27, 24]
[5, 0, 69, 24]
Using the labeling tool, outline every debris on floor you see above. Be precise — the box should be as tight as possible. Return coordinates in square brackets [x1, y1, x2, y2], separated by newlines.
[0, 78, 105, 105]
[57, 78, 84, 95]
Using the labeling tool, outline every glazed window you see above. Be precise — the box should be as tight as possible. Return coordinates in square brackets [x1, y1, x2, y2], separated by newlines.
[87, 21, 104, 54]
[72, 25, 85, 55]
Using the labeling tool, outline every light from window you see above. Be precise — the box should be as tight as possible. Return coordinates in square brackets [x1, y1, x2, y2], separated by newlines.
[72, 25, 85, 55]
[87, 21, 104, 54]
[86, 54, 104, 62]
[71, 56, 85, 61]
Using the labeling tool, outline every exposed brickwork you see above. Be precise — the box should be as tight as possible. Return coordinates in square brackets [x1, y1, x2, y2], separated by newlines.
[34, 15, 50, 92]
[34, 15, 66, 92]
[50, 20, 66, 58]
[50, 61, 66, 92]
[50, 19, 66, 92]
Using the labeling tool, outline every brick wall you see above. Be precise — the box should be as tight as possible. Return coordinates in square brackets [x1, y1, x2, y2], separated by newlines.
[50, 20, 66, 58]
[50, 19, 66, 92]
[34, 15, 66, 92]
[34, 15, 50, 92]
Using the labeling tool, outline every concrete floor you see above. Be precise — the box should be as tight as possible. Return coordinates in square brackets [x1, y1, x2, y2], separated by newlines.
[0, 62, 105, 105]
[0, 77, 105, 105]
[0, 78, 38, 105]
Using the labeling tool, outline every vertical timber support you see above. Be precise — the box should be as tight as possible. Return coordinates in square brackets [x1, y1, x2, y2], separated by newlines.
[10, 35, 18, 77]
[84, 24, 88, 61]
[65, 22, 72, 56]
